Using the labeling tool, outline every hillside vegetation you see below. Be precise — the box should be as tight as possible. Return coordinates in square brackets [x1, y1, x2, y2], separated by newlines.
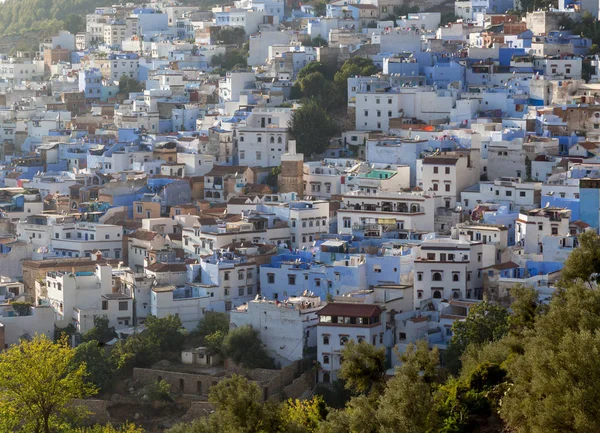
[0, 0, 116, 37]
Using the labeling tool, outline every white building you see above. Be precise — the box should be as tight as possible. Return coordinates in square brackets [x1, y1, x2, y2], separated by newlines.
[230, 294, 323, 365]
[41, 264, 133, 333]
[461, 177, 542, 212]
[316, 302, 385, 383]
[515, 207, 571, 254]
[413, 237, 496, 307]
[337, 191, 436, 234]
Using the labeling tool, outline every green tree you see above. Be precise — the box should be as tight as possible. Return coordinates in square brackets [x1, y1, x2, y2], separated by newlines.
[11, 301, 32, 316]
[445, 302, 509, 374]
[63, 13, 85, 34]
[376, 341, 440, 433]
[333, 57, 379, 104]
[509, 284, 544, 337]
[337, 340, 386, 396]
[560, 230, 600, 287]
[0, 335, 96, 433]
[289, 98, 340, 156]
[213, 27, 246, 45]
[145, 314, 186, 353]
[222, 325, 275, 369]
[146, 379, 174, 402]
[82, 316, 117, 344]
[205, 330, 226, 355]
[281, 396, 328, 433]
[313, 1, 327, 16]
[73, 340, 114, 393]
[110, 334, 160, 370]
[500, 283, 600, 432]
[211, 49, 248, 70]
[318, 395, 378, 433]
[297, 61, 329, 81]
[118, 76, 144, 96]
[196, 311, 229, 337]
[208, 374, 270, 432]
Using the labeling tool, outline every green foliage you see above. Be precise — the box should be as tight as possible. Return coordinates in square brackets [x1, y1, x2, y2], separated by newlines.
[297, 61, 329, 81]
[288, 98, 340, 156]
[313, 1, 327, 17]
[338, 340, 386, 396]
[11, 301, 32, 316]
[560, 230, 600, 287]
[266, 165, 282, 188]
[196, 311, 229, 337]
[500, 283, 600, 432]
[435, 362, 507, 432]
[110, 334, 160, 370]
[73, 340, 114, 393]
[82, 316, 117, 344]
[213, 26, 246, 45]
[281, 396, 328, 433]
[440, 12, 459, 27]
[222, 325, 275, 369]
[376, 341, 440, 433]
[445, 302, 509, 374]
[73, 423, 145, 433]
[211, 49, 248, 70]
[145, 314, 186, 353]
[305, 35, 328, 47]
[208, 374, 271, 432]
[0, 0, 115, 37]
[333, 57, 379, 104]
[205, 330, 226, 355]
[508, 284, 545, 337]
[64, 13, 85, 34]
[118, 76, 145, 96]
[146, 379, 174, 402]
[0, 335, 96, 433]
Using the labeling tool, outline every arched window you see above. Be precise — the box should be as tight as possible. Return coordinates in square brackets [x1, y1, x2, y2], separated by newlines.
[411, 204, 419, 213]
[433, 290, 442, 299]
[432, 272, 442, 281]
[323, 355, 330, 364]
[452, 291, 460, 299]
[270, 136, 275, 143]
[340, 336, 349, 346]
[277, 136, 282, 144]
[205, 191, 213, 198]
[398, 203, 408, 212]
[213, 192, 221, 199]
[322, 372, 330, 383]
[453, 273, 459, 282]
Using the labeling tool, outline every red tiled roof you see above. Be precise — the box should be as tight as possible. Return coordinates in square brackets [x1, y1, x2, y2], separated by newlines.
[317, 302, 382, 318]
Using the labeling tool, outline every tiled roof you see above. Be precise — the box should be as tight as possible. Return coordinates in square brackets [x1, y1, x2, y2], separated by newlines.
[317, 302, 382, 318]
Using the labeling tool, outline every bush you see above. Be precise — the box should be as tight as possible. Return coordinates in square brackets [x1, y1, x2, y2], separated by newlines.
[147, 379, 174, 402]
[222, 326, 275, 369]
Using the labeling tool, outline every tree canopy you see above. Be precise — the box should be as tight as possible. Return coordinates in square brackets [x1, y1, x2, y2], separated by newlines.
[0, 335, 96, 433]
[222, 325, 275, 369]
[288, 98, 340, 156]
[337, 340, 386, 396]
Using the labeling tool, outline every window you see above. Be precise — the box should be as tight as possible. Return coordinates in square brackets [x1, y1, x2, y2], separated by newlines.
[65, 232, 71, 239]
[224, 272, 230, 281]
[340, 336, 349, 346]
[238, 271, 245, 280]
[323, 335, 329, 345]
[267, 273, 275, 284]
[505, 191, 512, 197]
[343, 218, 351, 228]
[315, 279, 321, 287]
[238, 288, 244, 296]
[432, 272, 442, 281]
[445, 184, 451, 192]
[323, 355, 330, 364]
[288, 275, 296, 285]
[247, 286, 253, 295]
[538, 224, 543, 231]
[520, 191, 526, 197]
[417, 272, 423, 281]
[433, 166, 438, 174]
[105, 234, 110, 239]
[445, 167, 450, 174]
[551, 226, 558, 235]
[119, 301, 128, 311]
[102, 300, 108, 310]
[256, 151, 262, 160]
[453, 273, 460, 282]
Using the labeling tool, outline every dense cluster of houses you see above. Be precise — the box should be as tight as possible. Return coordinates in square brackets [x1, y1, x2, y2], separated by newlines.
[0, 0, 598, 380]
